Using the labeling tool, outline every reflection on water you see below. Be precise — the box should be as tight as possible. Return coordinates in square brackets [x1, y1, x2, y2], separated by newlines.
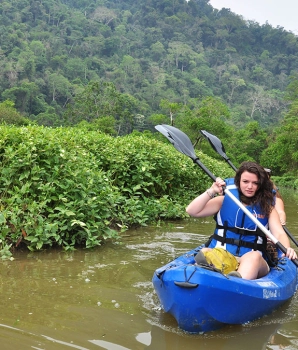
[0, 193, 297, 349]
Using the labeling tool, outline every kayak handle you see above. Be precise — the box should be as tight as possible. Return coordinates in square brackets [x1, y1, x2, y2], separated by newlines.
[174, 281, 198, 288]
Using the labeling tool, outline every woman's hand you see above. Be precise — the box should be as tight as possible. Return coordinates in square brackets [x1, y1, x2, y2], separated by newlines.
[284, 247, 297, 260]
[210, 177, 226, 196]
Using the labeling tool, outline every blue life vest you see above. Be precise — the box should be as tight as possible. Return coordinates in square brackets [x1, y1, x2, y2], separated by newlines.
[206, 178, 268, 257]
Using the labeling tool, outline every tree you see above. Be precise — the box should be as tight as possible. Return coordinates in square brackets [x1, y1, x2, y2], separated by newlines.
[2, 82, 39, 114]
[76, 116, 116, 135]
[91, 6, 117, 26]
[228, 77, 246, 104]
[63, 81, 138, 134]
[174, 96, 232, 155]
[285, 74, 298, 101]
[150, 41, 166, 61]
[45, 72, 72, 105]
[4, 60, 24, 87]
[0, 100, 30, 125]
[159, 99, 183, 125]
[33, 107, 62, 127]
[261, 103, 298, 175]
[231, 122, 268, 165]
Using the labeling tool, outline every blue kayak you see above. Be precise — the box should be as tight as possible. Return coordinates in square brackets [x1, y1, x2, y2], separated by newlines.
[152, 246, 298, 333]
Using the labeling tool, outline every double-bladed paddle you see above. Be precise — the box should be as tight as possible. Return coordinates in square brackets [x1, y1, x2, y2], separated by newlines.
[155, 124, 298, 267]
[200, 129, 298, 248]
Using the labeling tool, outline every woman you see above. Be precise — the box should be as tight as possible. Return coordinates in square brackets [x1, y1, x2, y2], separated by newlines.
[186, 161, 297, 280]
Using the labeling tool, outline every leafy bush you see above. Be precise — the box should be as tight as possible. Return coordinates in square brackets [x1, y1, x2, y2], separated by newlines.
[0, 125, 233, 258]
[272, 176, 298, 189]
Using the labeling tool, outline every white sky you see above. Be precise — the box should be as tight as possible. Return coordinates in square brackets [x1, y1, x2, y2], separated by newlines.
[209, 0, 298, 34]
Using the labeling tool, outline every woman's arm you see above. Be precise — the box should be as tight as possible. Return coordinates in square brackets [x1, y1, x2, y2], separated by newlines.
[269, 208, 297, 260]
[275, 197, 286, 225]
[186, 178, 225, 218]
[186, 193, 224, 217]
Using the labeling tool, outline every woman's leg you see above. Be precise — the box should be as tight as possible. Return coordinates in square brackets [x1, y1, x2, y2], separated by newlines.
[201, 247, 212, 253]
[237, 251, 269, 280]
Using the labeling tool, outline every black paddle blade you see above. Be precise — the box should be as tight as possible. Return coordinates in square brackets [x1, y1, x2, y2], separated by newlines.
[155, 124, 197, 160]
[200, 130, 238, 171]
[155, 125, 184, 155]
[200, 130, 229, 160]
[155, 124, 216, 181]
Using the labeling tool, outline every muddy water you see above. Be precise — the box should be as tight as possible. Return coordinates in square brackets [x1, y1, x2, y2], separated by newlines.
[0, 190, 298, 349]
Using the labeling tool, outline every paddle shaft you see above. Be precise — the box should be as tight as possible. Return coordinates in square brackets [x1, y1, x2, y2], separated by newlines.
[227, 160, 237, 171]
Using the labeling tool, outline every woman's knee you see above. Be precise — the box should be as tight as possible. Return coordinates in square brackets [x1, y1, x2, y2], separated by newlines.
[201, 247, 212, 253]
[239, 251, 269, 279]
[241, 251, 263, 263]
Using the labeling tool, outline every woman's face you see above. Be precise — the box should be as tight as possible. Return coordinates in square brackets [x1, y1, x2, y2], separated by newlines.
[239, 171, 260, 197]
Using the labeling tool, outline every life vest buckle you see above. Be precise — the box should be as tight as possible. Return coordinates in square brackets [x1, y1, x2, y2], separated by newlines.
[233, 239, 240, 246]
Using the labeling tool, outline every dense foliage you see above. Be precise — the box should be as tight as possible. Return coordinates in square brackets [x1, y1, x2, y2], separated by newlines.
[0, 0, 298, 129]
[0, 125, 233, 258]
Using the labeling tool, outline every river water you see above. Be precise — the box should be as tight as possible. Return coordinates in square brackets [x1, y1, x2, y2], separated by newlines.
[1, 190, 298, 349]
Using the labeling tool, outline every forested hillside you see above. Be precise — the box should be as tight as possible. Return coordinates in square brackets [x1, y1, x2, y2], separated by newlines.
[1, 0, 298, 176]
[1, 0, 298, 128]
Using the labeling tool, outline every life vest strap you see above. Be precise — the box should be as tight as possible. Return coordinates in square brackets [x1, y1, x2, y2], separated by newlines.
[215, 224, 266, 237]
[208, 233, 266, 252]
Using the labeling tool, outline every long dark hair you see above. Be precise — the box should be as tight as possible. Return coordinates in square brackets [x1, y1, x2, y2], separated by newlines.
[234, 161, 274, 216]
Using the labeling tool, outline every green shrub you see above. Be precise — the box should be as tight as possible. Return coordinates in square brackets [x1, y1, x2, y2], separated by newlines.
[272, 176, 298, 189]
[0, 125, 234, 258]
